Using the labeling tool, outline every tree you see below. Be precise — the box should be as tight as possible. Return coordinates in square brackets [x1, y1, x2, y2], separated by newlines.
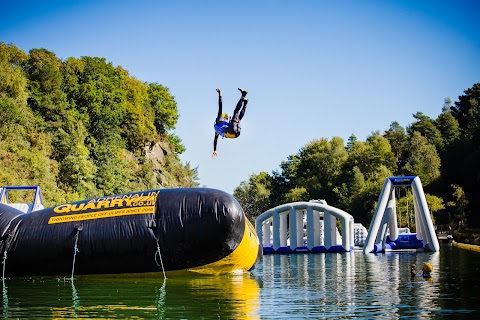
[0, 42, 29, 104]
[25, 48, 67, 123]
[350, 165, 392, 227]
[447, 184, 469, 230]
[435, 100, 460, 151]
[383, 121, 408, 172]
[424, 194, 445, 225]
[346, 134, 358, 152]
[395, 191, 444, 230]
[0, 42, 30, 136]
[450, 83, 480, 131]
[57, 122, 97, 200]
[284, 137, 348, 202]
[346, 132, 396, 181]
[148, 83, 179, 135]
[407, 112, 443, 150]
[234, 172, 273, 223]
[335, 166, 365, 205]
[117, 66, 156, 151]
[284, 187, 309, 203]
[403, 132, 441, 185]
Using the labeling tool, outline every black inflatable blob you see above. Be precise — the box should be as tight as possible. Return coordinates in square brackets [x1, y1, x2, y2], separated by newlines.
[0, 188, 258, 277]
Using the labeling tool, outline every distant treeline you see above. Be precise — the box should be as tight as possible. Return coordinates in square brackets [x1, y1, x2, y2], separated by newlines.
[234, 82, 480, 231]
[0, 42, 198, 207]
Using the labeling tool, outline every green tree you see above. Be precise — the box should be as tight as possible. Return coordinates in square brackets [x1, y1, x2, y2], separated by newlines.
[346, 134, 358, 152]
[447, 184, 469, 230]
[345, 132, 396, 181]
[395, 191, 444, 230]
[407, 112, 443, 150]
[334, 166, 373, 225]
[148, 83, 179, 135]
[353, 165, 392, 226]
[25, 48, 67, 123]
[403, 132, 440, 185]
[284, 187, 309, 203]
[0, 43, 30, 136]
[450, 83, 480, 132]
[0, 42, 29, 105]
[117, 66, 156, 151]
[234, 172, 273, 223]
[383, 121, 408, 172]
[284, 137, 348, 201]
[435, 99, 460, 151]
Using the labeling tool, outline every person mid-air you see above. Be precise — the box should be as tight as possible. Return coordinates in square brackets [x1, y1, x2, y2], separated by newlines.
[212, 87, 248, 159]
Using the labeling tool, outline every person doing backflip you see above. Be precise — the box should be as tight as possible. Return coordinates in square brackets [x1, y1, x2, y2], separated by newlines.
[212, 87, 248, 159]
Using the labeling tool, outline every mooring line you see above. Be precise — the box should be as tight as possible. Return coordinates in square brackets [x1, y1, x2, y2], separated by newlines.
[1, 251, 6, 281]
[71, 230, 80, 280]
[155, 239, 167, 281]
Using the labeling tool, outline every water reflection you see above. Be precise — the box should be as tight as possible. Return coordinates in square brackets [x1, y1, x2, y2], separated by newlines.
[70, 279, 80, 316]
[2, 281, 8, 318]
[361, 251, 442, 318]
[1, 273, 260, 319]
[254, 249, 476, 319]
[0, 245, 479, 318]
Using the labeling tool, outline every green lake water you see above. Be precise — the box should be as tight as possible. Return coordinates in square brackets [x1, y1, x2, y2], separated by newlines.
[1, 243, 479, 319]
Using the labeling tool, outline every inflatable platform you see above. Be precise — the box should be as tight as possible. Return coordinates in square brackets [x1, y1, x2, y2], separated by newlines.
[0, 187, 262, 277]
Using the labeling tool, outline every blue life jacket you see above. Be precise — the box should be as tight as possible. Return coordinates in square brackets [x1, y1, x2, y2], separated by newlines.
[214, 120, 230, 138]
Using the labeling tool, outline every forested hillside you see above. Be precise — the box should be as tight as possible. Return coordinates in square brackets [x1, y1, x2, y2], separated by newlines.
[235, 83, 480, 232]
[0, 42, 198, 207]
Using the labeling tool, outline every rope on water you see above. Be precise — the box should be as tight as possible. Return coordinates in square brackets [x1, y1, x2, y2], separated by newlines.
[71, 230, 80, 280]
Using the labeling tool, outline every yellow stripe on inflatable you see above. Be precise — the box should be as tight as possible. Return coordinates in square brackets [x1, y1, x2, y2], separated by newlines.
[167, 219, 259, 276]
[48, 206, 155, 224]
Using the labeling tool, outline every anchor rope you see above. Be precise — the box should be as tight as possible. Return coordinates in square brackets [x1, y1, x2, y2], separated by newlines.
[154, 239, 167, 281]
[2, 251, 6, 281]
[71, 230, 80, 280]
[1, 223, 19, 281]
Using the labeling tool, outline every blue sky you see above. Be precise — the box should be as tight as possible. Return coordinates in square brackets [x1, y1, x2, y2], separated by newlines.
[1, 0, 479, 194]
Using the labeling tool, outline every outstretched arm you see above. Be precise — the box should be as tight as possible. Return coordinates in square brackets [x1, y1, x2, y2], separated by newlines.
[216, 88, 222, 120]
[212, 133, 219, 159]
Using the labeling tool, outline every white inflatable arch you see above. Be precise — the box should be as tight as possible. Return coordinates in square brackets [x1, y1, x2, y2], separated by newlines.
[363, 176, 440, 253]
[255, 200, 354, 253]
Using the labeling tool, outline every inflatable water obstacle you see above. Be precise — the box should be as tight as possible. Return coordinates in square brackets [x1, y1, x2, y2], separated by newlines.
[0, 186, 262, 277]
[363, 176, 440, 253]
[254, 176, 440, 255]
